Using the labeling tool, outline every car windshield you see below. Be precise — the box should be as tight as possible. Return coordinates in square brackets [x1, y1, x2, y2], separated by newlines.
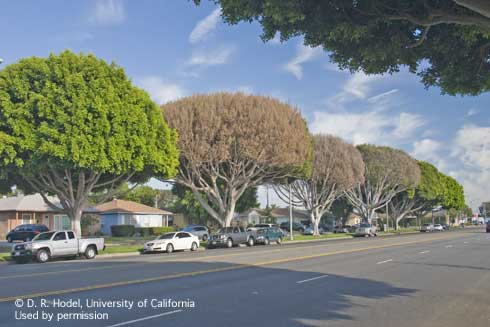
[360, 224, 371, 228]
[218, 227, 234, 233]
[158, 233, 175, 240]
[32, 232, 55, 241]
[182, 227, 194, 231]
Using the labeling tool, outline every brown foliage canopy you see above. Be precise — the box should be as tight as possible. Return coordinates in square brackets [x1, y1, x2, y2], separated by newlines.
[357, 144, 421, 189]
[312, 134, 364, 191]
[163, 92, 311, 173]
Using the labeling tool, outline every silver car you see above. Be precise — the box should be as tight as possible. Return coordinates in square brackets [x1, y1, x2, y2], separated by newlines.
[420, 223, 434, 232]
[354, 223, 377, 237]
[180, 225, 209, 241]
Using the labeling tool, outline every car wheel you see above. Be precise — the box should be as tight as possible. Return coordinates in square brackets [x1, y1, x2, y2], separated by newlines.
[202, 234, 208, 241]
[36, 249, 50, 263]
[264, 237, 270, 245]
[247, 237, 255, 247]
[84, 246, 96, 259]
[226, 238, 233, 248]
[191, 242, 198, 251]
[166, 243, 174, 253]
[7, 236, 12, 243]
[276, 237, 282, 245]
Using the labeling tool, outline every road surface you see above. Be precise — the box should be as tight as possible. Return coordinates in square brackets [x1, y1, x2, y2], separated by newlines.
[0, 229, 489, 326]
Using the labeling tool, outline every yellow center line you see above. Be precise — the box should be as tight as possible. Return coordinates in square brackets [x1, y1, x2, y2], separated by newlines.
[0, 234, 457, 302]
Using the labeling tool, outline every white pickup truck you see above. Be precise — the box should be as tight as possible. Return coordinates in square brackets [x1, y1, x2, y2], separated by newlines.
[11, 230, 105, 263]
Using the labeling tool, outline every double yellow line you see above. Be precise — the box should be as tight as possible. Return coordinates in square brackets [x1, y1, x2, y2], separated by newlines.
[0, 234, 456, 302]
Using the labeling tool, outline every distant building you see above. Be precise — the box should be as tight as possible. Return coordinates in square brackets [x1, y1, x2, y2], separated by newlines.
[0, 194, 96, 239]
[96, 199, 173, 236]
[235, 207, 311, 226]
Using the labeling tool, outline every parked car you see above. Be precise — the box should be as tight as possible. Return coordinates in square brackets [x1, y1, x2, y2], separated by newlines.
[144, 232, 199, 253]
[434, 224, 444, 231]
[420, 223, 434, 232]
[280, 222, 306, 233]
[486, 221, 490, 233]
[255, 227, 283, 245]
[208, 227, 256, 248]
[180, 225, 209, 241]
[441, 223, 450, 230]
[303, 225, 325, 235]
[254, 223, 279, 228]
[333, 225, 350, 233]
[11, 230, 105, 263]
[6, 224, 49, 243]
[319, 223, 332, 232]
[354, 223, 377, 237]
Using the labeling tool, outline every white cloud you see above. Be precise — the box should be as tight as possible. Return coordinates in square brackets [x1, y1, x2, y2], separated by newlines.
[90, 0, 125, 25]
[367, 89, 399, 103]
[466, 108, 478, 117]
[284, 43, 323, 79]
[392, 112, 426, 139]
[449, 124, 490, 210]
[189, 8, 221, 44]
[452, 125, 490, 169]
[412, 139, 442, 161]
[327, 72, 383, 105]
[137, 77, 186, 105]
[187, 46, 235, 67]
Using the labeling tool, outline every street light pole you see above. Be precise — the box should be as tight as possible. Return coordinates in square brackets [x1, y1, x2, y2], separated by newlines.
[289, 183, 293, 241]
[385, 202, 389, 232]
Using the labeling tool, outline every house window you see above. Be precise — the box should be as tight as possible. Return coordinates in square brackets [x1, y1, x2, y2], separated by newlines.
[122, 214, 136, 225]
[21, 214, 32, 224]
[54, 215, 71, 230]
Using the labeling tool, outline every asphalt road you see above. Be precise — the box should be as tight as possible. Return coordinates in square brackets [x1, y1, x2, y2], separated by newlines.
[0, 229, 489, 327]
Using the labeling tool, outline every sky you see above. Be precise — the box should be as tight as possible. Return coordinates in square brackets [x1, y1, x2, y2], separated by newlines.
[1, 0, 489, 211]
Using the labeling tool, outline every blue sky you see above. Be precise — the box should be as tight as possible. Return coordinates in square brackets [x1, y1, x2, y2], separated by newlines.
[1, 0, 489, 210]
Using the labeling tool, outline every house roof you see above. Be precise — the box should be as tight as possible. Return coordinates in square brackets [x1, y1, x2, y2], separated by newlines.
[238, 207, 310, 219]
[95, 199, 173, 215]
[0, 194, 63, 212]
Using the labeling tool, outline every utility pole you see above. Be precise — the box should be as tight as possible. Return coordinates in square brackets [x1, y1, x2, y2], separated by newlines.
[385, 202, 389, 232]
[289, 183, 293, 241]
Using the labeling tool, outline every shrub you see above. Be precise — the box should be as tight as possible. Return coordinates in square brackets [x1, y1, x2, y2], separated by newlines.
[152, 226, 175, 235]
[111, 225, 135, 237]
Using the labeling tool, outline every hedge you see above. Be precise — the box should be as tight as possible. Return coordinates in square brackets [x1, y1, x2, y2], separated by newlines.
[134, 226, 176, 236]
[111, 225, 135, 237]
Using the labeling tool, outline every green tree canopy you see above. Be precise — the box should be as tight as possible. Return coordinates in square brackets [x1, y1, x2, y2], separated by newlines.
[200, 0, 490, 95]
[0, 50, 179, 235]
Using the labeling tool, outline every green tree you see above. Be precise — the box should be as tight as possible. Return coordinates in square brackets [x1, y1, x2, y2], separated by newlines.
[198, 0, 490, 95]
[0, 51, 179, 236]
[389, 161, 447, 228]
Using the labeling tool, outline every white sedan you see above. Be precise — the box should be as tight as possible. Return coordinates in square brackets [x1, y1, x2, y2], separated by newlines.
[144, 232, 199, 253]
[434, 224, 444, 231]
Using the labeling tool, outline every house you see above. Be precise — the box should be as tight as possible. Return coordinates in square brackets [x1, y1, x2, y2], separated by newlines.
[235, 207, 311, 226]
[96, 199, 173, 236]
[0, 194, 72, 239]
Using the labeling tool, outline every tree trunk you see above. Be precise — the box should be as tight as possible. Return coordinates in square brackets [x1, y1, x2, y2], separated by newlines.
[69, 208, 83, 238]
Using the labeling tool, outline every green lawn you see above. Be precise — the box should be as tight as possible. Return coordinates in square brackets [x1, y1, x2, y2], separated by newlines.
[283, 232, 353, 242]
[0, 253, 10, 262]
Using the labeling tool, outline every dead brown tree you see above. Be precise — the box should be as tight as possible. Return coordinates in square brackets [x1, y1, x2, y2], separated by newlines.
[345, 145, 421, 223]
[274, 135, 365, 236]
[162, 92, 311, 227]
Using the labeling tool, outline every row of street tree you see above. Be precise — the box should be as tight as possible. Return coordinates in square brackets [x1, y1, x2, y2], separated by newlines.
[0, 51, 466, 236]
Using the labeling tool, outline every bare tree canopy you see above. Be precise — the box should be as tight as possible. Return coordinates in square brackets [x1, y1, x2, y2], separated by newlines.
[162, 92, 311, 226]
[345, 145, 421, 222]
[275, 134, 364, 235]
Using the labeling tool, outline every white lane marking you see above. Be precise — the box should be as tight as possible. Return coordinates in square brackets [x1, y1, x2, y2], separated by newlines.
[464, 242, 469, 244]
[376, 259, 393, 265]
[297, 275, 329, 284]
[419, 250, 430, 254]
[445, 245, 453, 248]
[105, 310, 182, 327]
